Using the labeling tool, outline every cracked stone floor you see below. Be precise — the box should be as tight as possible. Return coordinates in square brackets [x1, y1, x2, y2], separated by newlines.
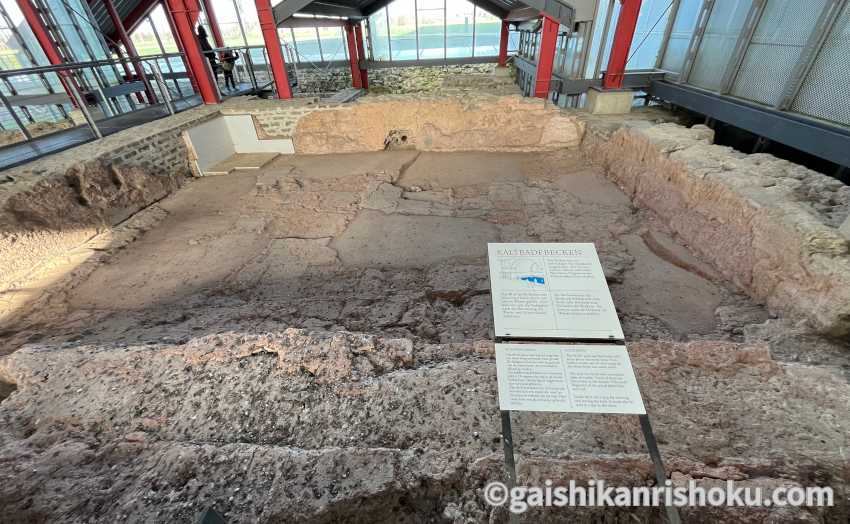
[12, 150, 772, 348]
[2, 150, 849, 523]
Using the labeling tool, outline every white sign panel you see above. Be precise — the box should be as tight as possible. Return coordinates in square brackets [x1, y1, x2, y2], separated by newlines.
[495, 343, 646, 414]
[488, 243, 624, 340]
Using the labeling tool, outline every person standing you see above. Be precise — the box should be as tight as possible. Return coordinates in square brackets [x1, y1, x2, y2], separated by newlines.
[196, 26, 219, 83]
[221, 50, 239, 91]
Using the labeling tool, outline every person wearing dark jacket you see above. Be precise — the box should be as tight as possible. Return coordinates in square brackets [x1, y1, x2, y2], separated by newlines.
[196, 26, 218, 81]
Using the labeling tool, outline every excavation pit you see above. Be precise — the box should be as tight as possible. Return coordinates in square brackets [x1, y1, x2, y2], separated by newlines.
[27, 150, 763, 345]
[0, 98, 848, 523]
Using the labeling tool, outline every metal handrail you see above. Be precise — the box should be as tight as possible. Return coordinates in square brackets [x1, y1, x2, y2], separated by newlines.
[0, 52, 195, 143]
[0, 47, 278, 143]
[0, 52, 186, 77]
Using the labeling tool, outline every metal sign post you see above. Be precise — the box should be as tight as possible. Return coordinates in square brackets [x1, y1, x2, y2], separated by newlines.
[489, 243, 681, 524]
[498, 407, 680, 523]
[500, 410, 520, 524]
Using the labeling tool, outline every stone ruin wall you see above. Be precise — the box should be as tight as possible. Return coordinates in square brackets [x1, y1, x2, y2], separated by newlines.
[293, 63, 499, 95]
[290, 94, 582, 154]
[580, 116, 850, 337]
[218, 94, 580, 152]
[0, 107, 220, 323]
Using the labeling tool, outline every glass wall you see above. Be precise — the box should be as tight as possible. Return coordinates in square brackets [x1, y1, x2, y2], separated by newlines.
[368, 0, 505, 61]
[687, 0, 752, 91]
[388, 0, 416, 60]
[130, 16, 163, 56]
[280, 24, 349, 63]
[473, 7, 501, 56]
[445, 1, 473, 58]
[368, 8, 391, 60]
[290, 26, 322, 62]
[317, 25, 348, 61]
[0, 0, 67, 127]
[417, 0, 444, 59]
[626, 0, 675, 69]
[659, 0, 703, 73]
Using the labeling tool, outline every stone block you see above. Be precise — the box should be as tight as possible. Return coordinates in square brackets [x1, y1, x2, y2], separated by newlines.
[581, 115, 850, 336]
[586, 87, 635, 115]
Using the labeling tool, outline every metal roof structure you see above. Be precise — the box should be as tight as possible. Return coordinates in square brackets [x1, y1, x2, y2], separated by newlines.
[84, 0, 577, 42]
[88, 0, 160, 42]
[271, 0, 576, 26]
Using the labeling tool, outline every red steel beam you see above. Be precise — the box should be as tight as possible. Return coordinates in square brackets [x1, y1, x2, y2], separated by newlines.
[14, 0, 79, 106]
[498, 19, 509, 67]
[102, 0, 157, 104]
[344, 22, 362, 89]
[201, 0, 225, 48]
[163, 0, 220, 103]
[603, 0, 642, 90]
[161, 0, 198, 91]
[354, 23, 368, 89]
[15, 0, 63, 64]
[534, 15, 558, 99]
[255, 0, 292, 99]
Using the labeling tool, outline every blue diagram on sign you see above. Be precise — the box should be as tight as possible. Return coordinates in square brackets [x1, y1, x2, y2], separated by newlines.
[519, 276, 545, 285]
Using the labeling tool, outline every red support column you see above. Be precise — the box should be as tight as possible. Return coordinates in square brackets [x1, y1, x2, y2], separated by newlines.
[254, 0, 292, 99]
[162, 0, 199, 92]
[164, 0, 220, 103]
[14, 0, 78, 106]
[603, 0, 642, 89]
[344, 23, 362, 88]
[102, 0, 157, 104]
[534, 15, 558, 99]
[201, 0, 225, 48]
[354, 23, 368, 89]
[498, 20, 509, 67]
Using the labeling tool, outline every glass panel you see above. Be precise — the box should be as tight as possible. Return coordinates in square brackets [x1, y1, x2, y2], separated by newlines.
[149, 5, 179, 52]
[731, 0, 829, 106]
[68, 0, 108, 60]
[790, 1, 850, 126]
[209, 0, 247, 47]
[660, 0, 703, 73]
[474, 7, 500, 56]
[292, 26, 322, 62]
[45, 0, 89, 61]
[388, 0, 416, 60]
[445, 0, 473, 58]
[368, 8, 390, 60]
[131, 18, 161, 56]
[279, 28, 298, 63]
[599, 0, 622, 71]
[0, 0, 50, 67]
[688, 0, 753, 91]
[235, 0, 263, 45]
[626, 0, 674, 69]
[508, 30, 519, 53]
[318, 26, 347, 61]
[417, 0, 445, 59]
